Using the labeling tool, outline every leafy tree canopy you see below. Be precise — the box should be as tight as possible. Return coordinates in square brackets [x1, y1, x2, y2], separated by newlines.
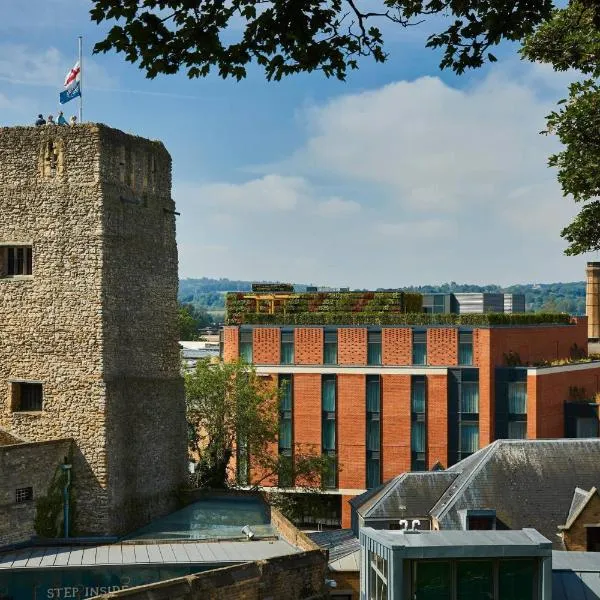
[185, 358, 332, 491]
[90, 0, 557, 81]
[178, 302, 213, 340]
[521, 1, 600, 255]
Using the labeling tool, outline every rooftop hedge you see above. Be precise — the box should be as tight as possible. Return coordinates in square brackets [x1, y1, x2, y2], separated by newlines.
[225, 311, 573, 327]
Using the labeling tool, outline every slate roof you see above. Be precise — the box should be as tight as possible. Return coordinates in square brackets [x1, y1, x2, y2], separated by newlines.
[352, 439, 600, 550]
[357, 472, 458, 520]
[307, 529, 359, 564]
[552, 551, 600, 600]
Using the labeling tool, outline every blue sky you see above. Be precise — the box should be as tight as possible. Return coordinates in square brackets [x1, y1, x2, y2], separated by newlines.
[0, 0, 592, 287]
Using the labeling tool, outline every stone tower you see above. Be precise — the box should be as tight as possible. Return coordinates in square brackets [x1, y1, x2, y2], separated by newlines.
[587, 262, 600, 342]
[0, 125, 187, 535]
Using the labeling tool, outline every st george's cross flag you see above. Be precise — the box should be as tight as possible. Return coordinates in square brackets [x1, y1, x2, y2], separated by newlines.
[59, 61, 81, 104]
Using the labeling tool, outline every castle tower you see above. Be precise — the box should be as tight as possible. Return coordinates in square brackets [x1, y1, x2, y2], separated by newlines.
[0, 125, 187, 535]
[586, 262, 600, 342]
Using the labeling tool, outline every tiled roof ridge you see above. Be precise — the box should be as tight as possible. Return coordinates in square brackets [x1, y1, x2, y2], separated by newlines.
[430, 441, 501, 520]
[362, 473, 408, 518]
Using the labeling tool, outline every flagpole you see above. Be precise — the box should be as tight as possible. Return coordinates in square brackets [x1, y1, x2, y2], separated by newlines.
[78, 35, 83, 123]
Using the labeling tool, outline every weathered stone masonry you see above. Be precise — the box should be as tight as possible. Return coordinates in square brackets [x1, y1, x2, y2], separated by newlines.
[0, 125, 187, 536]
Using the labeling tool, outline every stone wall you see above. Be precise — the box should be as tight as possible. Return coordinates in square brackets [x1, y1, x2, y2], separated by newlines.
[0, 125, 186, 536]
[97, 551, 329, 600]
[0, 438, 72, 546]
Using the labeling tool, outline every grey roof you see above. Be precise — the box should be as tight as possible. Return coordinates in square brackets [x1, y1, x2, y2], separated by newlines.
[357, 472, 458, 520]
[552, 551, 600, 600]
[433, 439, 600, 548]
[0, 540, 298, 570]
[360, 528, 552, 557]
[307, 529, 359, 564]
[329, 550, 360, 572]
[352, 439, 600, 550]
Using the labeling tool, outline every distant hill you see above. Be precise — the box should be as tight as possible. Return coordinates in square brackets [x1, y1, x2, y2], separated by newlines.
[178, 278, 587, 317]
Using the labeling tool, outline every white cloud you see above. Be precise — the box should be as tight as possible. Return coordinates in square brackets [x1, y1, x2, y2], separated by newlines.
[376, 219, 456, 239]
[0, 44, 115, 90]
[190, 175, 307, 212]
[176, 62, 590, 287]
[315, 197, 361, 217]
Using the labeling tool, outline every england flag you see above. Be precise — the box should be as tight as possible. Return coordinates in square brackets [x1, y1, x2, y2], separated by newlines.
[60, 61, 81, 104]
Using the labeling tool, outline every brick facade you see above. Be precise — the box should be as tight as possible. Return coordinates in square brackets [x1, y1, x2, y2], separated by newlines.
[488, 320, 588, 366]
[252, 328, 281, 364]
[529, 367, 600, 439]
[293, 375, 322, 487]
[382, 328, 412, 365]
[475, 328, 494, 446]
[427, 328, 458, 366]
[222, 327, 239, 362]
[427, 375, 448, 468]
[294, 328, 323, 365]
[337, 375, 366, 490]
[222, 322, 599, 518]
[338, 328, 367, 365]
[381, 375, 411, 479]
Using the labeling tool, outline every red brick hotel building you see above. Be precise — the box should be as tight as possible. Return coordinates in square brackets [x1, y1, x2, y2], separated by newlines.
[222, 290, 600, 527]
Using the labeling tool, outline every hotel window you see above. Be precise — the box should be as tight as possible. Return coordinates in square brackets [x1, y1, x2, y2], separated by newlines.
[366, 375, 381, 489]
[239, 330, 253, 363]
[458, 331, 473, 366]
[11, 382, 43, 412]
[324, 329, 338, 365]
[412, 330, 427, 365]
[461, 381, 479, 414]
[367, 330, 382, 365]
[281, 330, 294, 365]
[411, 376, 427, 471]
[449, 369, 480, 464]
[0, 245, 33, 278]
[508, 381, 527, 439]
[278, 375, 293, 487]
[322, 375, 337, 489]
[460, 423, 480, 456]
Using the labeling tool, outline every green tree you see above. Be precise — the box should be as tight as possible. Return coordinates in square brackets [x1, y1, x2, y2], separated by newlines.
[178, 303, 213, 340]
[522, 1, 600, 254]
[90, 0, 557, 81]
[185, 358, 332, 490]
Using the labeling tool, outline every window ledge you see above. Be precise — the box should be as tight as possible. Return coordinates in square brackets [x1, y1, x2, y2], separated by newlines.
[0, 275, 33, 281]
[11, 411, 44, 416]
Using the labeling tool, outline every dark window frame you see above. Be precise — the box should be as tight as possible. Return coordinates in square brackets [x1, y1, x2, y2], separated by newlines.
[412, 330, 427, 366]
[411, 376, 427, 470]
[280, 329, 294, 365]
[11, 381, 43, 412]
[15, 487, 33, 503]
[324, 329, 338, 365]
[1, 245, 33, 278]
[366, 375, 381, 489]
[322, 374, 337, 489]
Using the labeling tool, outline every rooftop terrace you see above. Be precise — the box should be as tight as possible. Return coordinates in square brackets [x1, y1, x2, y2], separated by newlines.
[225, 291, 572, 327]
